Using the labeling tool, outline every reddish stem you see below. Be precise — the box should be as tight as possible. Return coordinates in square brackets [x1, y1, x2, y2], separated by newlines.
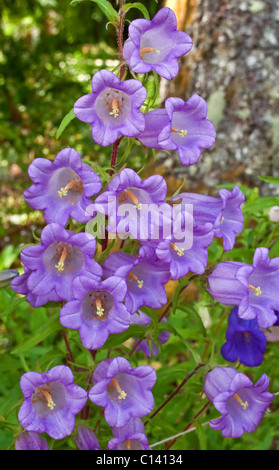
[118, 0, 126, 80]
[62, 330, 78, 372]
[144, 363, 205, 425]
[165, 401, 210, 450]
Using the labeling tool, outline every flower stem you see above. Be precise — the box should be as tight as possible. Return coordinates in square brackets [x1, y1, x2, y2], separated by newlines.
[62, 330, 78, 372]
[165, 401, 210, 450]
[144, 363, 205, 425]
[118, 0, 126, 80]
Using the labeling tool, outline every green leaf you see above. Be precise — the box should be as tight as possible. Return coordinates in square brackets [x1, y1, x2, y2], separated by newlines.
[70, 0, 119, 23]
[162, 321, 202, 364]
[11, 312, 61, 354]
[243, 197, 279, 214]
[102, 325, 146, 349]
[121, 3, 150, 19]
[56, 108, 76, 139]
[177, 304, 207, 337]
[172, 277, 189, 315]
[96, 239, 116, 264]
[258, 176, 279, 185]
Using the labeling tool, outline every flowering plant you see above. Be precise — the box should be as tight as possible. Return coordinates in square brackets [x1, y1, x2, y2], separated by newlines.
[2, 0, 279, 452]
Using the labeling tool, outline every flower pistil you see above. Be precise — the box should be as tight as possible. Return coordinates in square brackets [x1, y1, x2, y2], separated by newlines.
[170, 243, 184, 257]
[55, 246, 69, 272]
[249, 284, 262, 296]
[128, 271, 144, 288]
[119, 189, 142, 210]
[58, 178, 83, 204]
[109, 98, 121, 119]
[32, 385, 56, 411]
[171, 127, 188, 137]
[95, 297, 105, 317]
[109, 378, 127, 400]
[140, 47, 160, 58]
[233, 392, 249, 410]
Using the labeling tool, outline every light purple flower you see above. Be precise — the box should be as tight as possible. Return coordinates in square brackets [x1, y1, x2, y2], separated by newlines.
[108, 417, 151, 450]
[88, 356, 156, 428]
[73, 69, 147, 146]
[60, 275, 130, 350]
[137, 95, 216, 166]
[94, 168, 167, 240]
[11, 223, 102, 306]
[173, 185, 245, 251]
[75, 425, 101, 450]
[123, 7, 192, 80]
[204, 366, 274, 438]
[10, 266, 61, 308]
[102, 246, 170, 314]
[18, 365, 88, 440]
[264, 312, 279, 342]
[23, 148, 102, 226]
[208, 247, 279, 328]
[155, 206, 214, 280]
[15, 432, 50, 450]
[130, 311, 170, 357]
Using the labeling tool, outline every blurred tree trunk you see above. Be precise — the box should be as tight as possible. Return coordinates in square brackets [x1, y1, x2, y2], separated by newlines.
[160, 0, 279, 196]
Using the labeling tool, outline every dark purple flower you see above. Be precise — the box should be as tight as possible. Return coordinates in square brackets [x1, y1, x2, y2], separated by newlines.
[11, 223, 102, 306]
[102, 246, 170, 314]
[94, 168, 167, 240]
[88, 356, 156, 428]
[73, 69, 147, 146]
[15, 432, 50, 450]
[208, 247, 279, 329]
[221, 307, 267, 367]
[18, 365, 88, 440]
[137, 95, 216, 166]
[123, 7, 192, 80]
[60, 275, 130, 350]
[172, 185, 245, 251]
[155, 206, 214, 280]
[75, 425, 101, 450]
[23, 148, 102, 226]
[130, 311, 170, 357]
[108, 417, 151, 450]
[204, 366, 274, 438]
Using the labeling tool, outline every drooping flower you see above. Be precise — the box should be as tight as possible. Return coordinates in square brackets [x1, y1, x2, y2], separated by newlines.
[74, 425, 101, 450]
[18, 365, 88, 440]
[88, 356, 156, 428]
[207, 247, 279, 329]
[130, 310, 170, 357]
[102, 245, 170, 314]
[204, 366, 274, 438]
[108, 417, 151, 450]
[59, 275, 130, 350]
[172, 185, 245, 251]
[155, 205, 214, 280]
[123, 7, 193, 80]
[137, 95, 216, 166]
[73, 69, 147, 147]
[23, 148, 102, 227]
[221, 307, 267, 367]
[94, 168, 167, 241]
[15, 432, 50, 450]
[11, 223, 102, 307]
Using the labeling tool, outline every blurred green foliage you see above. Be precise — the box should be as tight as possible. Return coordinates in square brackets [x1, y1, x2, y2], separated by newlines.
[0, 0, 161, 248]
[1, 0, 279, 452]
